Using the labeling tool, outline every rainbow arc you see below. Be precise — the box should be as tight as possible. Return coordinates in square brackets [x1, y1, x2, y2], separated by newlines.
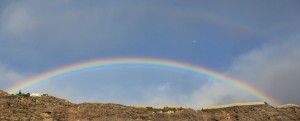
[7, 58, 280, 106]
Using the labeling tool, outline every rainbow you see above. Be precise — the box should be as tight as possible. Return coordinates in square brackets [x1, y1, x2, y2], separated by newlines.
[7, 58, 280, 106]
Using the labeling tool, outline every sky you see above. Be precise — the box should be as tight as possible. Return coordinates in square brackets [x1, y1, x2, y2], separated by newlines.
[0, 0, 300, 109]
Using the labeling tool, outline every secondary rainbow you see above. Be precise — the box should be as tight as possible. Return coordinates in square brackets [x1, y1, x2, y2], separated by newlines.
[7, 58, 280, 106]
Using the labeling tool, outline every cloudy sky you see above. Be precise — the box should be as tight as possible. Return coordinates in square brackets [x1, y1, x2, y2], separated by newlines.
[0, 0, 300, 108]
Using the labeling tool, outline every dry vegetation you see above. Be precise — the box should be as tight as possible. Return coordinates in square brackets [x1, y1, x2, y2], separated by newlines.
[0, 90, 299, 121]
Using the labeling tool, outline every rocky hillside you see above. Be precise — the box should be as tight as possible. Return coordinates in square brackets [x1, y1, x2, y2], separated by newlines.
[0, 90, 299, 121]
[0, 90, 9, 96]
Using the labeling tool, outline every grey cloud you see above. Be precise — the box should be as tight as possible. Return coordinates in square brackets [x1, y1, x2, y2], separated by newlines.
[185, 80, 259, 109]
[228, 37, 300, 105]
[124, 79, 259, 109]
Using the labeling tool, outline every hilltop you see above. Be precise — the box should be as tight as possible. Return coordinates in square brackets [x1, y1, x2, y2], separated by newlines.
[0, 90, 299, 121]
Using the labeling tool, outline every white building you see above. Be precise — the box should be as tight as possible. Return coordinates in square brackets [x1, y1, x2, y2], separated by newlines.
[30, 93, 41, 97]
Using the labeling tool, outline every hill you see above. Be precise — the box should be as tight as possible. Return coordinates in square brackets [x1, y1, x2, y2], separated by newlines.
[0, 90, 299, 121]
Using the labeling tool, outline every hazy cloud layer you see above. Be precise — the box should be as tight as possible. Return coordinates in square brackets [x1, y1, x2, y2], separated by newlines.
[227, 37, 300, 105]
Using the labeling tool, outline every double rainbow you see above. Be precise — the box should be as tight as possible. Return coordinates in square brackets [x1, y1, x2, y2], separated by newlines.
[7, 58, 280, 106]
